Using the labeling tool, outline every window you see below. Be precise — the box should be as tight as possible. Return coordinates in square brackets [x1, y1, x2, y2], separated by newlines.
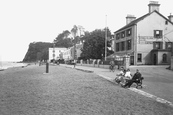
[121, 31, 125, 38]
[165, 21, 168, 25]
[137, 53, 142, 62]
[126, 40, 131, 50]
[126, 28, 132, 37]
[154, 42, 162, 49]
[116, 43, 120, 52]
[121, 42, 125, 51]
[154, 30, 163, 38]
[162, 54, 167, 63]
[116, 33, 120, 40]
[166, 42, 172, 49]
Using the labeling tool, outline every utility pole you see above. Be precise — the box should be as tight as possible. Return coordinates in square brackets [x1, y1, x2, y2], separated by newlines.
[105, 15, 107, 61]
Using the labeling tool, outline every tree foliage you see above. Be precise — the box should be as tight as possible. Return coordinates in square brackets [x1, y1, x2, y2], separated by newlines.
[80, 28, 114, 60]
[54, 30, 73, 48]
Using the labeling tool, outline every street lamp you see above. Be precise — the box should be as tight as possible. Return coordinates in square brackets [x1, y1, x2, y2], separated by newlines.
[53, 41, 55, 63]
[71, 25, 78, 67]
[105, 15, 107, 61]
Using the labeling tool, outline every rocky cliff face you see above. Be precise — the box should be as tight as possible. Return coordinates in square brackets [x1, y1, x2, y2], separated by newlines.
[23, 42, 53, 62]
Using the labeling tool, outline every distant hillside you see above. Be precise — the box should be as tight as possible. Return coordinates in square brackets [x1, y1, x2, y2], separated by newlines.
[23, 42, 53, 62]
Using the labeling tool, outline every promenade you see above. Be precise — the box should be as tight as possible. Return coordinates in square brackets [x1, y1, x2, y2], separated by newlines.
[60, 64, 173, 107]
[0, 64, 173, 114]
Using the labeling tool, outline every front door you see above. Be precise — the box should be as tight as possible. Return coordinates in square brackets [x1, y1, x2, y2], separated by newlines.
[153, 54, 157, 65]
[130, 56, 134, 65]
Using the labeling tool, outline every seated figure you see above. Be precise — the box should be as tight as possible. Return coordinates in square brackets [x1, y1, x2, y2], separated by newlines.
[115, 67, 125, 84]
[122, 69, 142, 88]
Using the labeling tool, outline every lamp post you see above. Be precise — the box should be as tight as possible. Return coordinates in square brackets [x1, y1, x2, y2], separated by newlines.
[53, 41, 55, 63]
[71, 25, 78, 67]
[105, 15, 107, 61]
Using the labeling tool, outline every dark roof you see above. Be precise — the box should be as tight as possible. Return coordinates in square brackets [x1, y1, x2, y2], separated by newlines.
[114, 10, 173, 33]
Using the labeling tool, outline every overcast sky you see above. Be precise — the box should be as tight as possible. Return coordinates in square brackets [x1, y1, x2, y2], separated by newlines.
[0, 0, 172, 61]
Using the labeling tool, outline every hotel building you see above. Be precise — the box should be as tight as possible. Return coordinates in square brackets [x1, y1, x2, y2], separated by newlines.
[114, 1, 173, 65]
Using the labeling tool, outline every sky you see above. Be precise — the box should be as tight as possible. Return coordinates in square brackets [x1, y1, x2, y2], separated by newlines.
[0, 0, 173, 61]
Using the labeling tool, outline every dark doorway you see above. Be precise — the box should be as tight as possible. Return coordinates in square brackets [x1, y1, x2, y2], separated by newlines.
[153, 54, 157, 65]
[130, 56, 134, 65]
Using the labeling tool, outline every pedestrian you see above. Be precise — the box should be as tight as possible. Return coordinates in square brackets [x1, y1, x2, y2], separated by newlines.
[74, 60, 76, 68]
[109, 59, 115, 71]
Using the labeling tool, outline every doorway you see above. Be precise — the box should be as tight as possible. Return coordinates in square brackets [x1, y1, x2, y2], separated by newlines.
[130, 56, 134, 65]
[153, 54, 157, 65]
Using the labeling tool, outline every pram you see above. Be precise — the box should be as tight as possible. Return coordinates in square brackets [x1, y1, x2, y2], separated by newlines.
[115, 75, 124, 84]
[115, 74, 132, 85]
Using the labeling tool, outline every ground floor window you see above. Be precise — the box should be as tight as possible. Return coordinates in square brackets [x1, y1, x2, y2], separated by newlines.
[137, 53, 142, 62]
[162, 54, 167, 63]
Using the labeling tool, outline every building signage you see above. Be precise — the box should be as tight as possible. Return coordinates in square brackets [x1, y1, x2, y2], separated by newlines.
[138, 36, 162, 44]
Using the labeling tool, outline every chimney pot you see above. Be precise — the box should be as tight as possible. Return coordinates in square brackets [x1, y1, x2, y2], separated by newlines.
[148, 1, 160, 13]
[126, 15, 136, 25]
[168, 13, 173, 23]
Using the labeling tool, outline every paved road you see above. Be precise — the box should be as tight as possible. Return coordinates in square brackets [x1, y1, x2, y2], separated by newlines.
[0, 64, 173, 115]
[61, 64, 173, 105]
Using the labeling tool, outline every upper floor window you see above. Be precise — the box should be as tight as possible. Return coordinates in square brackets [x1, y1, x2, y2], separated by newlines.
[116, 43, 120, 52]
[121, 41, 125, 51]
[154, 42, 162, 49]
[165, 21, 168, 25]
[126, 40, 131, 50]
[116, 33, 120, 40]
[166, 42, 172, 49]
[121, 31, 125, 38]
[126, 28, 132, 37]
[154, 30, 163, 38]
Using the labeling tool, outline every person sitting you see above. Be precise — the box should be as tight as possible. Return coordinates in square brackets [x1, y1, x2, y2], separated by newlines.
[122, 69, 142, 88]
[124, 68, 132, 79]
[115, 67, 125, 84]
[116, 67, 125, 76]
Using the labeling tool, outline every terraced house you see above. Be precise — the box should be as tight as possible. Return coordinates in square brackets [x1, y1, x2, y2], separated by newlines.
[114, 1, 173, 65]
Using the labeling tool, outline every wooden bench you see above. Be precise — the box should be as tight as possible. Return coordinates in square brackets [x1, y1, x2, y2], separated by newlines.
[133, 77, 144, 88]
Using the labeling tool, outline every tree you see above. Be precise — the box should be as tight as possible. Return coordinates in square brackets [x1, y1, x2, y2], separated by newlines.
[80, 28, 114, 60]
[54, 30, 73, 48]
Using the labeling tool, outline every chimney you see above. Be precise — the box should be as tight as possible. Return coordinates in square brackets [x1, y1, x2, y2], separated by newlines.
[168, 13, 173, 23]
[148, 1, 160, 13]
[126, 15, 136, 25]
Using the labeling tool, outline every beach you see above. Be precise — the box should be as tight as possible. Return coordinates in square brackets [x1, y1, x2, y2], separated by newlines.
[0, 61, 28, 70]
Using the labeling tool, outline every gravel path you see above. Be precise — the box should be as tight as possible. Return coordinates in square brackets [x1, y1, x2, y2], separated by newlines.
[0, 65, 173, 115]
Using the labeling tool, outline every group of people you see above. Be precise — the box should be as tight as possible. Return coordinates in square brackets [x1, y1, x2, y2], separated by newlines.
[115, 67, 142, 88]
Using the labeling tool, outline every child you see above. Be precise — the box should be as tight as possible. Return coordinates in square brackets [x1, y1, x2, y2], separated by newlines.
[115, 67, 125, 84]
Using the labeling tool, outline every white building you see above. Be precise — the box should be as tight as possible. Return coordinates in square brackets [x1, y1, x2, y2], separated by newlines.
[114, 1, 173, 65]
[63, 48, 73, 61]
[49, 47, 67, 61]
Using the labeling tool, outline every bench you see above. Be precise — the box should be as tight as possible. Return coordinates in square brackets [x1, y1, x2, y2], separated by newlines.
[133, 77, 144, 88]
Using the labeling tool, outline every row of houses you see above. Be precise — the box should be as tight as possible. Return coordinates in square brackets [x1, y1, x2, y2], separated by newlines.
[48, 43, 83, 63]
[49, 1, 173, 65]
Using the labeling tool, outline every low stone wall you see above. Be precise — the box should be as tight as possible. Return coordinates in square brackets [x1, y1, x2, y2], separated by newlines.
[77, 63, 119, 69]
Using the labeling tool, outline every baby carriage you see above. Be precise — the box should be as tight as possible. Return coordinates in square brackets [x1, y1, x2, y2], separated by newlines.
[115, 75, 124, 84]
